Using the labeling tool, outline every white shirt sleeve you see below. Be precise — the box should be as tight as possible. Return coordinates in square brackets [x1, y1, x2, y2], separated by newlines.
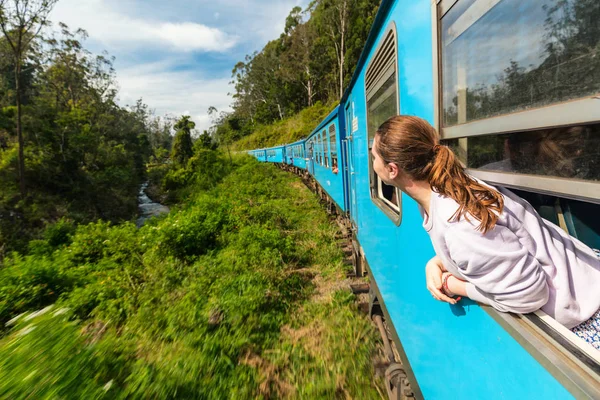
[444, 222, 549, 314]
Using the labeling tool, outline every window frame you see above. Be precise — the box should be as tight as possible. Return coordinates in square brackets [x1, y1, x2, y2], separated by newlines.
[329, 123, 338, 169]
[432, 0, 600, 204]
[365, 22, 402, 226]
[321, 129, 330, 168]
[319, 132, 325, 167]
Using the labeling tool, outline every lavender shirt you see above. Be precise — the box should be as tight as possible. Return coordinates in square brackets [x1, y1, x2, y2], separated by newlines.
[421, 186, 600, 328]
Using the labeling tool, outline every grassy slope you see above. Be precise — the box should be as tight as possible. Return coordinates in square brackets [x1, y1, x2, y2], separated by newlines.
[0, 156, 384, 399]
[232, 102, 337, 151]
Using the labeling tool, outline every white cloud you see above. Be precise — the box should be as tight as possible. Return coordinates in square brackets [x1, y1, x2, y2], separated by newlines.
[117, 62, 232, 132]
[50, 0, 237, 52]
[45, 0, 311, 133]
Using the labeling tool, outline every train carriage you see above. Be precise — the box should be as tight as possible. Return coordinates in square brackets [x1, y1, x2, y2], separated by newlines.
[265, 145, 285, 164]
[284, 140, 307, 170]
[305, 106, 348, 212]
[250, 0, 600, 398]
[249, 149, 267, 162]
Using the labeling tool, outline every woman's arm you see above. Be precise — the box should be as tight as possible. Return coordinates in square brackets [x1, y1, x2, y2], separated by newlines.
[443, 273, 468, 298]
[444, 223, 549, 313]
[425, 256, 458, 304]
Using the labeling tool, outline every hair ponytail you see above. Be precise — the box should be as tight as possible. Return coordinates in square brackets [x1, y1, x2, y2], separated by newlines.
[376, 116, 504, 233]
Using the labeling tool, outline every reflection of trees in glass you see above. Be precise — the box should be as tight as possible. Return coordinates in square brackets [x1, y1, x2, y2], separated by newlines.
[443, 0, 600, 125]
[464, 124, 600, 181]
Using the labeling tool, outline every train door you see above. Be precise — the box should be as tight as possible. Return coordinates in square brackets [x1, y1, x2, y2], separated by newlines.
[345, 103, 358, 229]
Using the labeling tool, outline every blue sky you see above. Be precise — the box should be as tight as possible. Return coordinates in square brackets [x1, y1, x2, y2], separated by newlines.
[48, 0, 309, 131]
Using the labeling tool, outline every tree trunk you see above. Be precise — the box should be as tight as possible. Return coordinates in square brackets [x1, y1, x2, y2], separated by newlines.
[305, 65, 313, 107]
[339, 0, 347, 100]
[15, 61, 26, 198]
[277, 103, 284, 120]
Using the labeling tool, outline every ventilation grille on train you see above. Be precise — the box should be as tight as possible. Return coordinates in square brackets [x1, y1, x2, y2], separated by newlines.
[365, 29, 396, 94]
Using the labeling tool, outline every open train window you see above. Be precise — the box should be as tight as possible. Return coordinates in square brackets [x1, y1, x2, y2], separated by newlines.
[365, 24, 402, 224]
[329, 124, 338, 173]
[434, 0, 600, 203]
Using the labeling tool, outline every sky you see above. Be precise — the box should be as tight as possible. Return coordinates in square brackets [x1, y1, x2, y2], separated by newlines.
[48, 0, 309, 132]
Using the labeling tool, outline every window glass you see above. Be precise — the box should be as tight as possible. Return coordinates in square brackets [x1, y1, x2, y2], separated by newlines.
[322, 129, 329, 168]
[319, 133, 324, 166]
[329, 124, 338, 173]
[367, 71, 400, 211]
[367, 73, 397, 144]
[441, 0, 600, 127]
[445, 123, 600, 182]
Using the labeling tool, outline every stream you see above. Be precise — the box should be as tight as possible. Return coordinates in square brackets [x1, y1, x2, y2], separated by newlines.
[136, 182, 170, 227]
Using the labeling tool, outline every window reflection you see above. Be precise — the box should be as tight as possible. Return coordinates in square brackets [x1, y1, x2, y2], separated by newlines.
[446, 123, 600, 181]
[367, 72, 400, 209]
[442, 0, 600, 126]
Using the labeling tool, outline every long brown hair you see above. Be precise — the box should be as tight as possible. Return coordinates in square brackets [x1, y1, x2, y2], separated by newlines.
[375, 115, 504, 233]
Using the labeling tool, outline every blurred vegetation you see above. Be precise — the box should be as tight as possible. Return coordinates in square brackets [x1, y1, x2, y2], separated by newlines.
[0, 154, 384, 398]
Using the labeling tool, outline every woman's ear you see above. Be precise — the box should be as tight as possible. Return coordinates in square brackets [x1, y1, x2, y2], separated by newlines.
[387, 162, 399, 180]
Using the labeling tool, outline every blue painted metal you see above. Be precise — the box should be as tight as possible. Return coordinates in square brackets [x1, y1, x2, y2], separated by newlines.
[246, 0, 580, 397]
[264, 145, 285, 163]
[284, 139, 307, 170]
[340, 0, 572, 398]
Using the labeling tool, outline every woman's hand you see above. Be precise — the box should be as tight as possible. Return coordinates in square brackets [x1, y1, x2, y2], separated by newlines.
[425, 256, 457, 304]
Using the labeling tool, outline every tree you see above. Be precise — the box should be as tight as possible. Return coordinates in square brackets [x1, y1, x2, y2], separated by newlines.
[312, 0, 350, 100]
[0, 0, 58, 197]
[196, 130, 217, 151]
[171, 115, 195, 167]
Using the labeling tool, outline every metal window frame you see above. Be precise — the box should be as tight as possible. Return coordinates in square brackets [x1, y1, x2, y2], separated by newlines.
[365, 21, 402, 226]
[484, 307, 600, 399]
[432, 0, 600, 203]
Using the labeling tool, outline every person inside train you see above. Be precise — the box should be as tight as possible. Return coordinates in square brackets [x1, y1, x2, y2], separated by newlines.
[371, 115, 600, 350]
[479, 126, 596, 180]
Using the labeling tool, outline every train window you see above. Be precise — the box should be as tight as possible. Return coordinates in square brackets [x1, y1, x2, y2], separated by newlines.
[322, 129, 330, 168]
[435, 0, 600, 203]
[319, 132, 325, 166]
[329, 124, 338, 173]
[365, 26, 402, 224]
[437, 0, 600, 138]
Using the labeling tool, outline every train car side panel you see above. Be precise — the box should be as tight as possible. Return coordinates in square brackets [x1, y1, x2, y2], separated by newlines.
[345, 0, 573, 398]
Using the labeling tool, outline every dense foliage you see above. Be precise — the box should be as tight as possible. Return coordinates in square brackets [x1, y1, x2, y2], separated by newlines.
[0, 155, 384, 398]
[214, 0, 380, 148]
[0, 23, 173, 255]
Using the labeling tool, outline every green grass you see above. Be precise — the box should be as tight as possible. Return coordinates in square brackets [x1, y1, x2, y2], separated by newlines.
[0, 155, 383, 399]
[232, 102, 337, 151]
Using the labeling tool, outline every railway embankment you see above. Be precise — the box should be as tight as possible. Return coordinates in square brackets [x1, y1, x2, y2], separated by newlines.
[0, 155, 385, 398]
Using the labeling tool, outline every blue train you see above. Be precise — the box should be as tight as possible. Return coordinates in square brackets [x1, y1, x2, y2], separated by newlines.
[250, 0, 600, 398]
